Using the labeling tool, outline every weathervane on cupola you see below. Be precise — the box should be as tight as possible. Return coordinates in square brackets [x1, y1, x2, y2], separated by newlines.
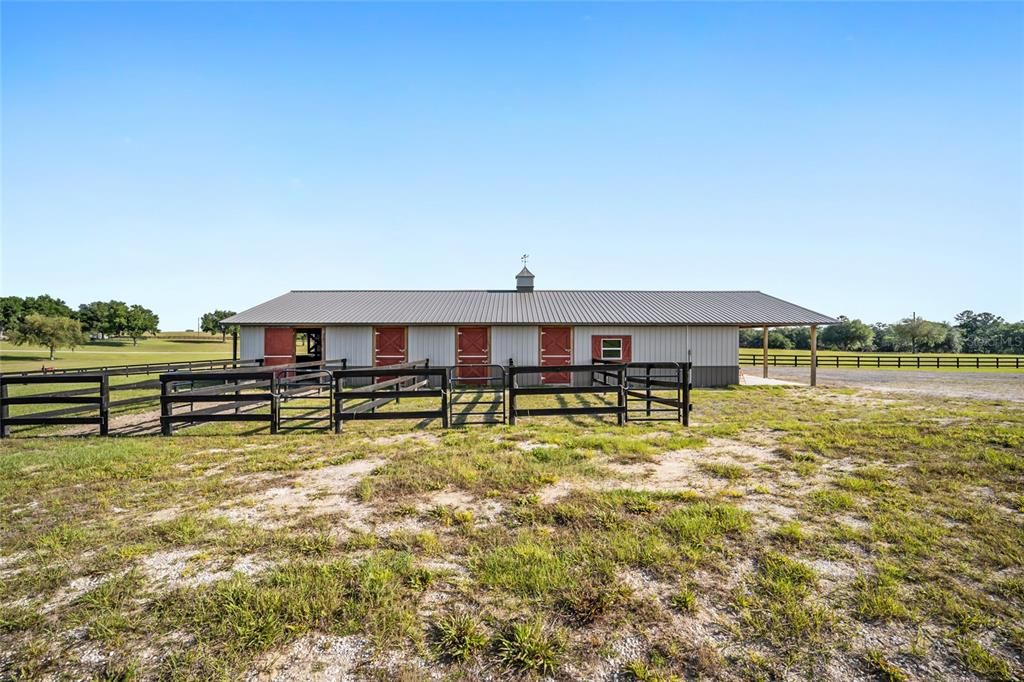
[516, 255, 535, 292]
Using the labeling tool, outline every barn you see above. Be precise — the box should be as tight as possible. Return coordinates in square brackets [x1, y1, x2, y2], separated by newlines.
[221, 268, 837, 387]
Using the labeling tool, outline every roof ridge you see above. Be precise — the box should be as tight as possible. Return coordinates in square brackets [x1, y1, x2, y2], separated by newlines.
[288, 289, 766, 293]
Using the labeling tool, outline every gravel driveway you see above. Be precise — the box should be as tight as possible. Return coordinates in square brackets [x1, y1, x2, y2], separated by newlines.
[741, 366, 1024, 402]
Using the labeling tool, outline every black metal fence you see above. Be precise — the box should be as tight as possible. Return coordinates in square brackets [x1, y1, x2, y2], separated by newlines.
[160, 370, 278, 435]
[508, 361, 627, 425]
[449, 364, 506, 425]
[159, 359, 349, 435]
[2, 357, 696, 437]
[621, 362, 692, 426]
[333, 361, 449, 430]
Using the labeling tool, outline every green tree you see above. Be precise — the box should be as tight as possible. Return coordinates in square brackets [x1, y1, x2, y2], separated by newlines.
[954, 310, 1005, 353]
[22, 294, 74, 319]
[893, 317, 948, 353]
[103, 301, 130, 337]
[77, 301, 111, 337]
[8, 314, 86, 360]
[0, 296, 25, 335]
[200, 310, 238, 341]
[123, 305, 160, 345]
[819, 317, 874, 351]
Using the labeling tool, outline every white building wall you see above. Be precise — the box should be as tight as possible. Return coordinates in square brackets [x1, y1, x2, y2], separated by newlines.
[491, 326, 539, 367]
[325, 326, 372, 366]
[687, 326, 739, 366]
[408, 326, 456, 366]
[571, 326, 690, 365]
[239, 326, 264, 361]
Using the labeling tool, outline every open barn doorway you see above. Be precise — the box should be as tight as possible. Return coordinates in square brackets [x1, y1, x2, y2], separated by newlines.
[294, 328, 324, 364]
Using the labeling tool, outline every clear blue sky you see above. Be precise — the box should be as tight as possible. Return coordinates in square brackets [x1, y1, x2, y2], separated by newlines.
[3, 2, 1022, 330]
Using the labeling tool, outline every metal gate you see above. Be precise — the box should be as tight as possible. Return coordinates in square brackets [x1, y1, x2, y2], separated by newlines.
[449, 364, 505, 425]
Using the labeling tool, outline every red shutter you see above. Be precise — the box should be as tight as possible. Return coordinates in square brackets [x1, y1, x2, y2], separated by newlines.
[591, 335, 632, 363]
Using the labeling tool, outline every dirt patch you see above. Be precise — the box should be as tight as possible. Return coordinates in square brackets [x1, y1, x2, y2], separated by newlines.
[139, 549, 270, 590]
[247, 633, 367, 681]
[745, 366, 1024, 402]
[369, 433, 440, 447]
[214, 458, 383, 530]
[517, 440, 557, 452]
[60, 408, 162, 436]
[421, 489, 505, 524]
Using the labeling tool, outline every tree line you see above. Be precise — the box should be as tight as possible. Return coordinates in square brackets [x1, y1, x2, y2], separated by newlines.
[740, 311, 1024, 355]
[0, 294, 160, 359]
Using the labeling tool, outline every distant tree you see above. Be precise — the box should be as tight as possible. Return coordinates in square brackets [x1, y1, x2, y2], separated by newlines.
[954, 310, 1006, 353]
[999, 322, 1024, 354]
[22, 294, 74, 319]
[941, 327, 964, 354]
[102, 301, 130, 337]
[200, 310, 238, 341]
[819, 316, 874, 351]
[0, 296, 25, 335]
[77, 301, 112, 337]
[8, 314, 86, 360]
[893, 317, 948, 353]
[123, 305, 160, 345]
[738, 328, 795, 350]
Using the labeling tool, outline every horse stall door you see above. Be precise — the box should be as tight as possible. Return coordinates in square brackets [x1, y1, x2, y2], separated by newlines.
[264, 328, 296, 366]
[540, 326, 572, 384]
[456, 326, 489, 383]
[374, 327, 407, 367]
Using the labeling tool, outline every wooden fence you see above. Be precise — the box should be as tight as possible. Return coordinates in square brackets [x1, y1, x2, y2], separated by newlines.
[508, 362, 627, 425]
[333, 362, 449, 431]
[159, 359, 348, 435]
[0, 359, 262, 437]
[1, 374, 109, 437]
[739, 353, 1023, 370]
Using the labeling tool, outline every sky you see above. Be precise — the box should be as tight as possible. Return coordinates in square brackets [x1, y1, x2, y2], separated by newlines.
[2, 2, 1022, 330]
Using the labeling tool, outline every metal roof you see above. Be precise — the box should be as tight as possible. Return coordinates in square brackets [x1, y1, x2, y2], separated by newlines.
[222, 290, 838, 326]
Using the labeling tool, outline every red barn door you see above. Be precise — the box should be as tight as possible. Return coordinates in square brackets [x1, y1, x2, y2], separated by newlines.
[540, 326, 572, 384]
[264, 328, 295, 367]
[374, 327, 407, 367]
[456, 326, 489, 383]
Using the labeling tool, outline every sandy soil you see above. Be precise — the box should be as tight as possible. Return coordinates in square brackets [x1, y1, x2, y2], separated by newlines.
[743, 366, 1024, 401]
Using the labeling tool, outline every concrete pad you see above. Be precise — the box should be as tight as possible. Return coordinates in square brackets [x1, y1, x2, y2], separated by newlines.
[739, 369, 803, 387]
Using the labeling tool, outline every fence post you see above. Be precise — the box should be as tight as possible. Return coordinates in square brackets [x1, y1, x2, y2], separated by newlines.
[99, 374, 110, 436]
[160, 378, 172, 436]
[616, 367, 626, 426]
[1, 379, 9, 439]
[334, 375, 343, 434]
[508, 359, 516, 426]
[676, 365, 683, 423]
[270, 372, 279, 435]
[645, 365, 652, 417]
[683, 364, 691, 427]
[441, 369, 450, 429]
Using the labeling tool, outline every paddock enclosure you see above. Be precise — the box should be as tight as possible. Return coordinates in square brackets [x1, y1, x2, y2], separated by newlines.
[0, 357, 692, 438]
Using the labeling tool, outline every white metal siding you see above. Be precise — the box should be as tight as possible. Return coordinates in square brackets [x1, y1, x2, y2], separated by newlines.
[239, 326, 264, 360]
[409, 326, 456, 366]
[571, 326, 737, 367]
[492, 326, 539, 367]
[325, 326, 372, 366]
[571, 326, 689, 365]
[688, 326, 739, 367]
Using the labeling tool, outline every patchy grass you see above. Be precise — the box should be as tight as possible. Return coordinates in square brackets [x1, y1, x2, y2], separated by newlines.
[1, 386, 1022, 679]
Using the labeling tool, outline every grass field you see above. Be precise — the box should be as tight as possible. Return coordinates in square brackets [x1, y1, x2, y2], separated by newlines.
[1, 386, 1021, 680]
[0, 335, 235, 374]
